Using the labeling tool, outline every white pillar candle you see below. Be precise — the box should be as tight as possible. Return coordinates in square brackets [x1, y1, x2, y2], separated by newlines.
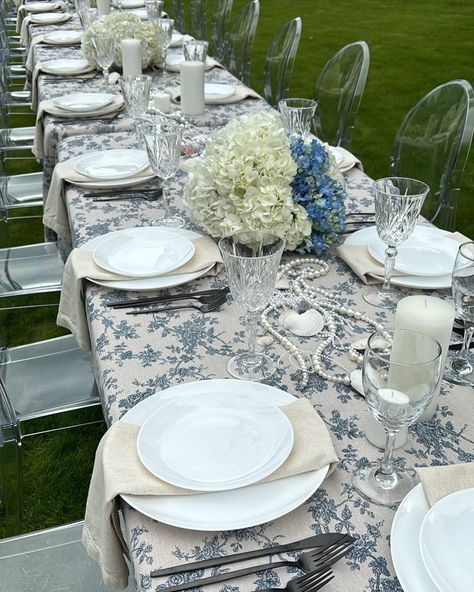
[121, 39, 142, 78]
[180, 60, 205, 116]
[152, 91, 171, 113]
[97, 0, 110, 16]
[394, 295, 455, 420]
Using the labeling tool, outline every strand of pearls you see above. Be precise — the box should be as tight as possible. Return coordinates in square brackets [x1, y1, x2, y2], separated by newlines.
[261, 258, 386, 388]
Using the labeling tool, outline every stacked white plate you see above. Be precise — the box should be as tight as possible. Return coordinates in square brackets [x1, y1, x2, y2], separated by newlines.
[31, 11, 70, 23]
[165, 54, 214, 72]
[204, 83, 236, 104]
[344, 225, 461, 289]
[51, 93, 117, 116]
[43, 30, 83, 45]
[25, 2, 61, 12]
[41, 58, 91, 75]
[391, 486, 474, 591]
[121, 379, 330, 531]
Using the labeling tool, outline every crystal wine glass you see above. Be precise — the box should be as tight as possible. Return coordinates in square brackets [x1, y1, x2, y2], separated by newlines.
[183, 40, 209, 62]
[278, 98, 318, 140]
[78, 7, 97, 29]
[145, 0, 163, 21]
[155, 18, 174, 68]
[219, 232, 285, 381]
[91, 33, 116, 81]
[447, 241, 474, 385]
[138, 120, 184, 228]
[119, 75, 152, 120]
[363, 177, 429, 308]
[353, 328, 442, 506]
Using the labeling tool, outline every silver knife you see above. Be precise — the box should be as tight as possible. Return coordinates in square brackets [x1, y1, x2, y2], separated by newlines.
[150, 533, 347, 578]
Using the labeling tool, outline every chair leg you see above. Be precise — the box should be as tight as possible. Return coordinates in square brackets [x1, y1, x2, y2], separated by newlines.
[0, 437, 22, 536]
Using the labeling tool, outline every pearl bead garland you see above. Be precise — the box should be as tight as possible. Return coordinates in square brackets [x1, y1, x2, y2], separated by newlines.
[261, 258, 386, 388]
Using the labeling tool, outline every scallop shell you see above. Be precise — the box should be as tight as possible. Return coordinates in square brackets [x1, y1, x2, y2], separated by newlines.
[280, 309, 324, 337]
[257, 335, 274, 346]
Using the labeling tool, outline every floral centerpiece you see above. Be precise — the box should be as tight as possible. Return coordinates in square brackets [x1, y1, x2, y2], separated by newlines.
[81, 13, 164, 70]
[184, 111, 347, 254]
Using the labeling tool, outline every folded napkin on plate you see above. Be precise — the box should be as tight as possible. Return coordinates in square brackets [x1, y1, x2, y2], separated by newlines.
[82, 398, 338, 588]
[416, 462, 474, 506]
[335, 146, 363, 172]
[33, 96, 124, 159]
[58, 242, 224, 350]
[166, 85, 261, 105]
[336, 230, 469, 284]
[43, 159, 153, 240]
[31, 59, 95, 109]
[169, 33, 194, 47]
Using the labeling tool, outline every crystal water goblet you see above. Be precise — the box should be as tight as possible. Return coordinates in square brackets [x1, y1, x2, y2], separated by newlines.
[91, 33, 116, 81]
[145, 0, 163, 21]
[78, 7, 97, 29]
[138, 120, 184, 228]
[278, 98, 318, 140]
[353, 328, 442, 506]
[218, 232, 285, 381]
[447, 241, 474, 384]
[183, 40, 208, 62]
[119, 75, 152, 120]
[363, 177, 429, 308]
[155, 18, 174, 67]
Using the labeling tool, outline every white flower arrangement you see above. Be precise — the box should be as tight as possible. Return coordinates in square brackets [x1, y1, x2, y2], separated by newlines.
[184, 111, 313, 251]
[81, 13, 165, 69]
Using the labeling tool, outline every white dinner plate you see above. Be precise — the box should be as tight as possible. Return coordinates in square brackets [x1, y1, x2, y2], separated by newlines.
[419, 488, 474, 592]
[31, 11, 69, 23]
[93, 227, 195, 278]
[42, 30, 83, 44]
[74, 149, 149, 180]
[137, 391, 294, 491]
[25, 2, 60, 12]
[165, 54, 213, 72]
[367, 227, 461, 277]
[391, 483, 438, 592]
[343, 226, 452, 289]
[112, 0, 144, 6]
[81, 228, 214, 291]
[328, 146, 344, 166]
[122, 379, 329, 531]
[41, 58, 90, 75]
[52, 93, 115, 112]
[204, 83, 236, 102]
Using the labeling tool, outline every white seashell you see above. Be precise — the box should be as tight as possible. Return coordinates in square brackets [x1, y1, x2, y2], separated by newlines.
[280, 309, 324, 337]
[351, 337, 369, 351]
[257, 335, 274, 346]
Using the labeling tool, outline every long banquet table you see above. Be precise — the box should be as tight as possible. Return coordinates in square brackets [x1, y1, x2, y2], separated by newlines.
[26, 13, 474, 592]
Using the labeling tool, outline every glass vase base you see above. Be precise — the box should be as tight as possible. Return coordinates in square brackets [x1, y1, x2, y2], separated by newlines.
[352, 464, 416, 506]
[152, 216, 185, 228]
[227, 353, 276, 382]
[362, 286, 400, 308]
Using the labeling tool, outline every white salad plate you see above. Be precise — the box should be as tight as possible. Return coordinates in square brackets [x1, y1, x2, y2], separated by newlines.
[43, 30, 83, 44]
[367, 226, 461, 277]
[166, 54, 213, 72]
[41, 58, 90, 75]
[419, 488, 474, 592]
[31, 11, 69, 23]
[92, 227, 195, 278]
[122, 379, 329, 531]
[204, 83, 236, 102]
[81, 228, 214, 291]
[343, 226, 452, 289]
[137, 390, 294, 491]
[74, 149, 149, 180]
[52, 93, 115, 112]
[391, 483, 438, 592]
[25, 2, 60, 12]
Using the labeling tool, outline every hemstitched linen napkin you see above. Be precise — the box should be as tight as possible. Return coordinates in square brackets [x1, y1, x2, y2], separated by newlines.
[166, 85, 261, 105]
[82, 398, 339, 589]
[336, 231, 470, 284]
[416, 462, 474, 506]
[57, 242, 224, 350]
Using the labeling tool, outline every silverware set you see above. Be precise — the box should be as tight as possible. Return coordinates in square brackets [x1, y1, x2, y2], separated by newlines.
[150, 532, 355, 592]
[84, 188, 162, 202]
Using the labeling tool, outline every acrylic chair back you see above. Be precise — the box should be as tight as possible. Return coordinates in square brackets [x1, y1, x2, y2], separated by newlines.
[390, 79, 474, 231]
[209, 0, 233, 63]
[263, 17, 302, 107]
[189, 0, 207, 39]
[226, 0, 259, 86]
[313, 40, 370, 151]
[169, 0, 185, 33]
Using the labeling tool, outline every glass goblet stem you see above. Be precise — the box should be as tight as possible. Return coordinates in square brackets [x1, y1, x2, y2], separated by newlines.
[245, 311, 259, 357]
[381, 245, 397, 292]
[102, 67, 109, 79]
[452, 325, 474, 375]
[376, 430, 398, 488]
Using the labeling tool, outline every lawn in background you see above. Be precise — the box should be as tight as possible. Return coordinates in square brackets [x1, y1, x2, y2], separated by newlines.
[2, 0, 473, 536]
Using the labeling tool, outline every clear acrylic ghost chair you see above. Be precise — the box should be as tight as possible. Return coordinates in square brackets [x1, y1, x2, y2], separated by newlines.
[263, 17, 302, 107]
[390, 79, 474, 231]
[169, 0, 185, 32]
[226, 0, 259, 85]
[313, 40, 370, 151]
[0, 521, 135, 590]
[209, 0, 233, 63]
[189, 0, 207, 39]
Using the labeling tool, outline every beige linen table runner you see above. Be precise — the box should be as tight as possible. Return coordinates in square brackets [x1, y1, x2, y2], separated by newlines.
[82, 398, 339, 589]
[58, 242, 224, 350]
[416, 462, 474, 506]
[166, 85, 261, 105]
[336, 231, 469, 284]
[31, 59, 95, 109]
[33, 96, 124, 159]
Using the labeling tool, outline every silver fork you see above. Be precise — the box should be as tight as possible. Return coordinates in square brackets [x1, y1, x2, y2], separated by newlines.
[262, 568, 334, 592]
[111, 287, 230, 309]
[126, 294, 228, 315]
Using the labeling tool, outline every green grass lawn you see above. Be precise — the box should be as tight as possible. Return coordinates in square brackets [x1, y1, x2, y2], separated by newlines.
[2, 0, 473, 538]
